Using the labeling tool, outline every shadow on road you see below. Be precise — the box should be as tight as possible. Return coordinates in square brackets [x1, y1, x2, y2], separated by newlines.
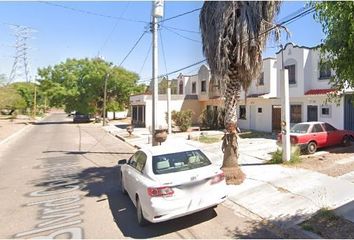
[34, 163, 218, 238]
[32, 121, 74, 125]
[79, 166, 218, 238]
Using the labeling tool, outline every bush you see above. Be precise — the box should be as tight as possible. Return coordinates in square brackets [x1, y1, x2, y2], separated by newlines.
[172, 110, 192, 132]
[199, 106, 225, 130]
[268, 147, 301, 164]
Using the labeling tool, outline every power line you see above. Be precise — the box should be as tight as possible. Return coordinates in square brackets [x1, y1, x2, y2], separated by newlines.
[162, 26, 201, 43]
[139, 59, 207, 83]
[159, 8, 201, 23]
[162, 25, 200, 34]
[138, 42, 152, 76]
[159, 30, 168, 73]
[139, 5, 315, 84]
[98, 2, 131, 54]
[39, 1, 148, 24]
[119, 30, 147, 67]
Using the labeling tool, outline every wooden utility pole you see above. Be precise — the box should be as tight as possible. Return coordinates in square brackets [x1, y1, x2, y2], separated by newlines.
[32, 85, 37, 119]
[103, 73, 109, 126]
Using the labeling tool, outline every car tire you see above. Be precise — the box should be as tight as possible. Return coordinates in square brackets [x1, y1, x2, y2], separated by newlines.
[342, 135, 351, 147]
[136, 197, 149, 226]
[120, 172, 127, 195]
[307, 141, 317, 154]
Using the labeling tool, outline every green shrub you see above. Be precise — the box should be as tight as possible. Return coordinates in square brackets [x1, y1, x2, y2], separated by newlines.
[268, 147, 301, 165]
[172, 110, 193, 132]
[199, 106, 225, 130]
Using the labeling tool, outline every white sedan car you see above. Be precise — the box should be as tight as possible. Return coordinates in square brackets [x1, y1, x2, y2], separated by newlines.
[118, 143, 227, 226]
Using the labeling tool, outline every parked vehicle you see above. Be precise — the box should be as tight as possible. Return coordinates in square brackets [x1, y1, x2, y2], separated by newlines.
[118, 144, 227, 226]
[277, 122, 354, 154]
[73, 113, 91, 123]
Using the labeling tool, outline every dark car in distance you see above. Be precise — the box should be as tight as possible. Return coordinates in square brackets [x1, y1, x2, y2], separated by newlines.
[73, 113, 91, 123]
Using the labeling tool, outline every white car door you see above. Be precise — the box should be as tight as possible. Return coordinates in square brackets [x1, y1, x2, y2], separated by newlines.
[125, 153, 139, 201]
[129, 152, 148, 204]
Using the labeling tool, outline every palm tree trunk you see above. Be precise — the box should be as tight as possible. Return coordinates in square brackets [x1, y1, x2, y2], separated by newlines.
[221, 73, 245, 185]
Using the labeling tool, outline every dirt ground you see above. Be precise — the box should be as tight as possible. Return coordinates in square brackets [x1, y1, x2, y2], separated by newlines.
[291, 144, 354, 177]
[0, 116, 32, 142]
[301, 208, 354, 239]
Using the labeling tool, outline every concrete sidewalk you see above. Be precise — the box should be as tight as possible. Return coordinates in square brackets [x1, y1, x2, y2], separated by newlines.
[104, 122, 354, 236]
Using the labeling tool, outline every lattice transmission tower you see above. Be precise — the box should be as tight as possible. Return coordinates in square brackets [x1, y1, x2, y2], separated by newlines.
[8, 24, 36, 83]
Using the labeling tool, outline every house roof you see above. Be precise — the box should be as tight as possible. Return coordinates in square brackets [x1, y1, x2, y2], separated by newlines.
[304, 89, 336, 95]
[184, 94, 198, 100]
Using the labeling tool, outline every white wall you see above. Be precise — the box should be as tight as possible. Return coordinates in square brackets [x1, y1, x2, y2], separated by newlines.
[133, 95, 186, 130]
[276, 43, 306, 98]
[198, 64, 210, 99]
[237, 99, 273, 132]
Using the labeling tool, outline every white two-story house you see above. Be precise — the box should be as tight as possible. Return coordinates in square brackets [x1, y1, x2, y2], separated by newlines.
[130, 43, 354, 132]
[237, 42, 354, 132]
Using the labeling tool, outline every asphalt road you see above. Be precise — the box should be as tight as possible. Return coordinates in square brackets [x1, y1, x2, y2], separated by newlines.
[0, 112, 280, 239]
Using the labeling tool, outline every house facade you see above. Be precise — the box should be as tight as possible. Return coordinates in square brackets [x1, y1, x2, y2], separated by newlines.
[237, 43, 354, 132]
[130, 64, 222, 129]
[130, 43, 354, 132]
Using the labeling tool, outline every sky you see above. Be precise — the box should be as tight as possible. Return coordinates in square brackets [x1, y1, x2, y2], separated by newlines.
[0, 1, 325, 84]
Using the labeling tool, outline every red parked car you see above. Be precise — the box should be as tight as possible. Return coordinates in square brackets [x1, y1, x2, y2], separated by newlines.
[278, 122, 354, 154]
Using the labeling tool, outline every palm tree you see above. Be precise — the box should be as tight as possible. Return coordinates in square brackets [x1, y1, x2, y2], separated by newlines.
[200, 1, 281, 184]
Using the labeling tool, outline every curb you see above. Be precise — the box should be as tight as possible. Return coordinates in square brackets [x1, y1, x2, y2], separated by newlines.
[105, 129, 141, 150]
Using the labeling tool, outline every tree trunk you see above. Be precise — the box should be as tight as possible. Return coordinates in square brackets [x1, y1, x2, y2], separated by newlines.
[221, 72, 245, 185]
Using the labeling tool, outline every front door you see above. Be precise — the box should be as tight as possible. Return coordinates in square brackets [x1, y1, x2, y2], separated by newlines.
[272, 105, 281, 132]
[307, 105, 318, 122]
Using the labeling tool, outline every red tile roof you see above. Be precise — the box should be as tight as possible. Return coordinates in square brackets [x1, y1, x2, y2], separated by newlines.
[304, 89, 336, 95]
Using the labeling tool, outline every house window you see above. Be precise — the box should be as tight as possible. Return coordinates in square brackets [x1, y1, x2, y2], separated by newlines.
[258, 72, 264, 86]
[201, 80, 207, 92]
[321, 106, 331, 117]
[179, 81, 183, 95]
[319, 62, 331, 79]
[239, 105, 246, 120]
[258, 107, 262, 113]
[290, 105, 302, 123]
[285, 64, 296, 84]
[192, 82, 196, 93]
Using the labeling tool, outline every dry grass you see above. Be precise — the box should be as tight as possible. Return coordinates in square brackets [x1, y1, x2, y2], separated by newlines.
[301, 208, 354, 239]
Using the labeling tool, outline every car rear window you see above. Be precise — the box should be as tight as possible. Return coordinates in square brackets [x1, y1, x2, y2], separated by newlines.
[152, 150, 211, 175]
[291, 124, 310, 133]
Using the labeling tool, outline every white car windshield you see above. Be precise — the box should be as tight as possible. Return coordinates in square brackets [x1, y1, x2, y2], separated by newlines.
[152, 150, 211, 175]
[291, 123, 310, 133]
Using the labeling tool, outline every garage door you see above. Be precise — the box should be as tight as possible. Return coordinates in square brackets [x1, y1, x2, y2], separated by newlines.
[344, 95, 354, 130]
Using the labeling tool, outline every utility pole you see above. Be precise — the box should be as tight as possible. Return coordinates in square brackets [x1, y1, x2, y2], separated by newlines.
[103, 73, 109, 126]
[280, 44, 291, 161]
[32, 85, 37, 119]
[167, 79, 172, 134]
[151, 0, 164, 146]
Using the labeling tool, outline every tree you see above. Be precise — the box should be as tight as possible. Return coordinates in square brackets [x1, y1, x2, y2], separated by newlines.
[200, 1, 280, 184]
[0, 85, 26, 114]
[313, 1, 354, 92]
[37, 58, 144, 115]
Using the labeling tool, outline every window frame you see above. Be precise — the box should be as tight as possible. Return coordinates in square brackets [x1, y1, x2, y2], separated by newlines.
[320, 106, 331, 118]
[285, 64, 296, 84]
[239, 105, 246, 120]
[201, 80, 207, 92]
[258, 72, 264, 86]
[192, 82, 196, 94]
